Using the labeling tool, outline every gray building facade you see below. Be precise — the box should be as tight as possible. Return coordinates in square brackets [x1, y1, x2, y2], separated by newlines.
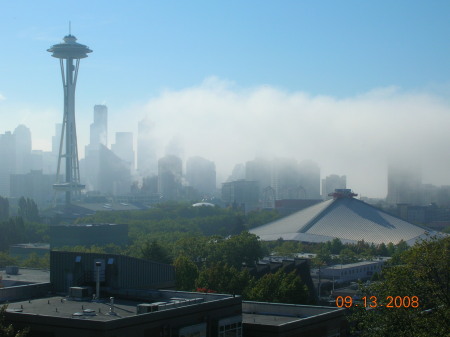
[50, 223, 129, 249]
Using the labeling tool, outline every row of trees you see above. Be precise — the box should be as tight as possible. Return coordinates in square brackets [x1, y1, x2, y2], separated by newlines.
[0, 252, 49, 269]
[54, 231, 265, 269]
[269, 237, 411, 266]
[0, 196, 44, 253]
[0, 196, 39, 223]
[0, 217, 47, 253]
[175, 259, 310, 304]
[160, 232, 311, 304]
[76, 204, 280, 243]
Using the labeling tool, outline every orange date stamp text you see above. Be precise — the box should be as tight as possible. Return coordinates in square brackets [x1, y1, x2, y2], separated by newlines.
[335, 295, 419, 308]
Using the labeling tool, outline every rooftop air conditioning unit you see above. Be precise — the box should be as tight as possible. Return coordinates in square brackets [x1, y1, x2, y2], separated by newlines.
[137, 302, 166, 314]
[69, 286, 90, 298]
[5, 266, 19, 275]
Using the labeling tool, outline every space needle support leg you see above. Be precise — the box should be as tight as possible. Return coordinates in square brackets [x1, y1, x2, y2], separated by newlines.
[65, 58, 74, 205]
[72, 59, 81, 196]
[56, 59, 66, 184]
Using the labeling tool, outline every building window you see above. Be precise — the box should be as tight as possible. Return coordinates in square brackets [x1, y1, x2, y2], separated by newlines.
[179, 323, 206, 337]
[218, 316, 242, 337]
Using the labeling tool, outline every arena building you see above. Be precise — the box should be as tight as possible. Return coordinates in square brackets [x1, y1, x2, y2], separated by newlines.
[250, 189, 440, 245]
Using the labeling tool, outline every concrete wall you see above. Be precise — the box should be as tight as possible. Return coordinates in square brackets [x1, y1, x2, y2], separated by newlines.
[0, 283, 51, 302]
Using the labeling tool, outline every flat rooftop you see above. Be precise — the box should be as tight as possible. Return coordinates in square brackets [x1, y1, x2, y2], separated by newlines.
[5, 290, 235, 322]
[324, 259, 386, 270]
[7, 296, 138, 321]
[243, 313, 300, 326]
[0, 268, 50, 286]
[242, 301, 345, 326]
[10, 243, 50, 249]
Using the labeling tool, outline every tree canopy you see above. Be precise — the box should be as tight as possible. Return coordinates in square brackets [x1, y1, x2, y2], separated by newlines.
[351, 236, 450, 337]
[17, 197, 39, 223]
[0, 197, 9, 222]
[246, 269, 309, 304]
[0, 305, 28, 337]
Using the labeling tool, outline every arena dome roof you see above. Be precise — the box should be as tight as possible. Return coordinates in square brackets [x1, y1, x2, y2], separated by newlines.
[250, 190, 441, 246]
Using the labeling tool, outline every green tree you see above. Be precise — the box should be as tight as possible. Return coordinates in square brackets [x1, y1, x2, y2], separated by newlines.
[386, 242, 396, 256]
[313, 245, 332, 266]
[17, 197, 39, 222]
[139, 239, 172, 264]
[21, 253, 49, 269]
[195, 263, 253, 296]
[339, 247, 358, 264]
[173, 255, 199, 291]
[0, 197, 9, 222]
[329, 238, 344, 254]
[376, 242, 389, 256]
[0, 218, 26, 252]
[0, 252, 18, 268]
[244, 209, 281, 229]
[274, 241, 303, 257]
[172, 236, 209, 263]
[205, 232, 264, 268]
[351, 236, 450, 337]
[247, 269, 309, 304]
[0, 305, 28, 336]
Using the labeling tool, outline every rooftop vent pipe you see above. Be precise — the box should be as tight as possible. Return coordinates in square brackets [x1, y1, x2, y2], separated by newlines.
[95, 261, 101, 300]
[109, 297, 117, 315]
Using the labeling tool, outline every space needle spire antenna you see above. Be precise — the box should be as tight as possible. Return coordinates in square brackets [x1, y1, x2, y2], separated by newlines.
[48, 32, 92, 205]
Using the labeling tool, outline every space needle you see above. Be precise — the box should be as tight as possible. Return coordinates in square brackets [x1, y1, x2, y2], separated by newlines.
[48, 32, 92, 205]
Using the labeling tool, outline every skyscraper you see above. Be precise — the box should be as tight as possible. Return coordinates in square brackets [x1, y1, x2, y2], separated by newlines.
[271, 158, 302, 200]
[111, 132, 135, 170]
[13, 125, 32, 174]
[0, 131, 15, 197]
[386, 161, 422, 205]
[137, 118, 158, 177]
[271, 158, 320, 200]
[158, 155, 182, 200]
[322, 174, 347, 200]
[48, 33, 92, 204]
[298, 160, 321, 200]
[83, 107, 131, 195]
[90, 105, 108, 148]
[186, 156, 216, 196]
[245, 158, 272, 195]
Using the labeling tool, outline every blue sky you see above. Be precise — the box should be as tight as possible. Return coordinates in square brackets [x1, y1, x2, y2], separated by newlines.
[1, 1, 450, 197]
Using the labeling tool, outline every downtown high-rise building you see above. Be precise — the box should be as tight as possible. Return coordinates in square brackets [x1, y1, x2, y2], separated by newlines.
[271, 158, 320, 200]
[158, 155, 182, 200]
[137, 118, 158, 177]
[186, 156, 216, 197]
[13, 125, 32, 174]
[111, 132, 135, 171]
[386, 161, 422, 205]
[0, 131, 16, 197]
[245, 158, 272, 193]
[82, 105, 131, 195]
[90, 105, 108, 148]
[322, 174, 347, 200]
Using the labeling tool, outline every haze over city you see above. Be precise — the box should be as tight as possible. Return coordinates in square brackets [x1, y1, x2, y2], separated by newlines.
[1, 1, 450, 198]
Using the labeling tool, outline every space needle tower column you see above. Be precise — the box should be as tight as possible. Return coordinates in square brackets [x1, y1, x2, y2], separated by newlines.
[48, 34, 92, 205]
